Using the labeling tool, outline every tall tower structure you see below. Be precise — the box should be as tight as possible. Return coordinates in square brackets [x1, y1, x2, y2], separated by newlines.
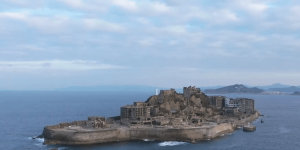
[156, 88, 159, 95]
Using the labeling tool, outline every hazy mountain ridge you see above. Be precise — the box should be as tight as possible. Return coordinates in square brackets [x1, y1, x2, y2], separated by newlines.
[203, 83, 300, 93]
[269, 86, 300, 93]
[254, 83, 292, 90]
[2, 83, 298, 92]
[292, 91, 300, 95]
[204, 84, 264, 94]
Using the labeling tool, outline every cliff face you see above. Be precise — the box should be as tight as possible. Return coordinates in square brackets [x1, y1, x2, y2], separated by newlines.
[205, 84, 264, 94]
[146, 90, 211, 116]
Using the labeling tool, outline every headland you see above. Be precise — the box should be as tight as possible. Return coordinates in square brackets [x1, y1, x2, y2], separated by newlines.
[41, 86, 259, 145]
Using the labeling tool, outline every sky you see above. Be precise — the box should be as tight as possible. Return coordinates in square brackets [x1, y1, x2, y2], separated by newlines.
[0, 0, 300, 90]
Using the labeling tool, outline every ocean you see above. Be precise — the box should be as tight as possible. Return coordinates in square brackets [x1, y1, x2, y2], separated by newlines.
[0, 91, 299, 150]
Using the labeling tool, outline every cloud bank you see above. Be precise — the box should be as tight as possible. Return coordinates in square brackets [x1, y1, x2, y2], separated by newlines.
[0, 60, 125, 71]
[0, 0, 300, 90]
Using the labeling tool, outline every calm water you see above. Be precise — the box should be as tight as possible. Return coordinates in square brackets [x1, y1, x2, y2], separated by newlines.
[1, 91, 300, 150]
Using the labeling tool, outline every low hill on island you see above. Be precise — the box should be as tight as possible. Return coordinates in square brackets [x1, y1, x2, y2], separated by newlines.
[292, 91, 300, 95]
[205, 84, 264, 94]
[269, 86, 300, 92]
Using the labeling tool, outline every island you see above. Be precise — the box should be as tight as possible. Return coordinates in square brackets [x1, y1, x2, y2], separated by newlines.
[269, 86, 300, 93]
[205, 84, 264, 94]
[41, 86, 260, 145]
[292, 91, 300, 95]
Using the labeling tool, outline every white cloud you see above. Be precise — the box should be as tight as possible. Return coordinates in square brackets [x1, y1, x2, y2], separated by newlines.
[0, 12, 70, 34]
[55, 0, 108, 12]
[83, 19, 125, 32]
[136, 17, 150, 25]
[207, 9, 240, 24]
[0, 60, 125, 71]
[0, 12, 126, 34]
[1, 0, 300, 89]
[137, 37, 157, 46]
[111, 0, 138, 11]
[233, 0, 269, 15]
[56, 0, 138, 12]
[150, 2, 171, 13]
[18, 45, 45, 51]
[2, 0, 45, 8]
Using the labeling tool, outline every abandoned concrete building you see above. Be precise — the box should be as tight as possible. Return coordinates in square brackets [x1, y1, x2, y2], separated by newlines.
[183, 86, 201, 98]
[86, 116, 106, 128]
[157, 88, 178, 104]
[225, 98, 239, 107]
[237, 98, 255, 113]
[224, 98, 255, 113]
[208, 97, 255, 114]
[121, 88, 255, 126]
[120, 102, 151, 121]
[208, 96, 225, 110]
[224, 107, 240, 116]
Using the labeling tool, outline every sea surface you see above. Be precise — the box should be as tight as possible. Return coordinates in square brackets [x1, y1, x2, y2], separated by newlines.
[1, 91, 300, 150]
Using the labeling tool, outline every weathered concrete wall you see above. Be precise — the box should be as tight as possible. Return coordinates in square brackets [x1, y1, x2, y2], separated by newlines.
[43, 112, 259, 145]
[43, 127, 130, 145]
[43, 123, 234, 145]
[129, 123, 233, 142]
[233, 112, 260, 126]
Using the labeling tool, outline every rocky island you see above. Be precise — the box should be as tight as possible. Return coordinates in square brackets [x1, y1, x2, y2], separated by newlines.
[270, 86, 300, 93]
[205, 84, 264, 94]
[292, 91, 300, 95]
[41, 86, 259, 145]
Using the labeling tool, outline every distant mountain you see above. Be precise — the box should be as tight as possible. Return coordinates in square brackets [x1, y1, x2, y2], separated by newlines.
[56, 85, 159, 92]
[254, 83, 291, 90]
[269, 86, 300, 93]
[292, 91, 300, 95]
[205, 84, 264, 94]
[199, 86, 224, 90]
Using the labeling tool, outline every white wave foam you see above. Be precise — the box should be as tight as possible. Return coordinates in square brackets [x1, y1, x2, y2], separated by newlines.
[279, 127, 290, 134]
[36, 138, 45, 143]
[34, 138, 44, 146]
[158, 141, 187, 146]
[143, 139, 154, 141]
[29, 137, 45, 146]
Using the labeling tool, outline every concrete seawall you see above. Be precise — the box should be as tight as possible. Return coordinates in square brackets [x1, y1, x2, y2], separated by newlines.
[43, 127, 126, 145]
[43, 123, 233, 145]
[234, 111, 260, 126]
[128, 123, 233, 143]
[43, 113, 259, 145]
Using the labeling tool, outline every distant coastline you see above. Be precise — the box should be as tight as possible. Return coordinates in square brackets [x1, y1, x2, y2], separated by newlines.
[204, 84, 297, 95]
[205, 92, 291, 95]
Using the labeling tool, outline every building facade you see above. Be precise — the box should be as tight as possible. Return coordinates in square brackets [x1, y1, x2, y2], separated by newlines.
[183, 86, 201, 98]
[208, 96, 225, 109]
[225, 98, 255, 113]
[120, 102, 151, 121]
[225, 98, 239, 107]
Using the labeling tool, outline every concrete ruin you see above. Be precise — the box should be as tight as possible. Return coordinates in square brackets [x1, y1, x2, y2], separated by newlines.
[42, 86, 260, 145]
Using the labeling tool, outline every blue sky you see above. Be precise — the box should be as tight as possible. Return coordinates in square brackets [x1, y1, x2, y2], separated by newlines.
[0, 0, 300, 90]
